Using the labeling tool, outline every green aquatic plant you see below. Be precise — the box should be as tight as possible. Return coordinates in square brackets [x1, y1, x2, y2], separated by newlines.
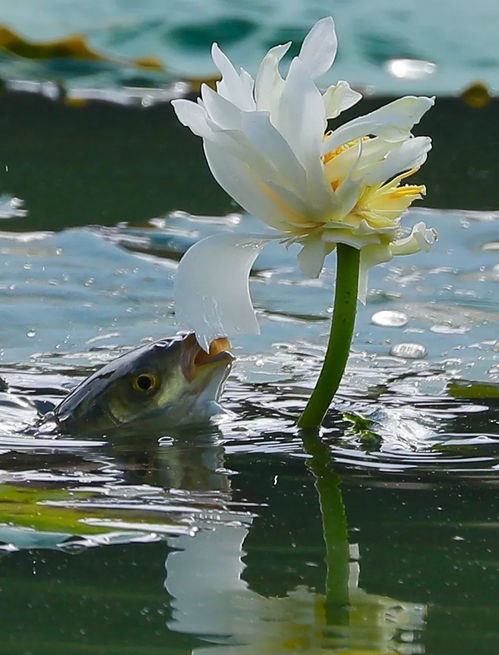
[0, 483, 186, 546]
[172, 16, 435, 428]
[0, 484, 104, 536]
[343, 411, 383, 451]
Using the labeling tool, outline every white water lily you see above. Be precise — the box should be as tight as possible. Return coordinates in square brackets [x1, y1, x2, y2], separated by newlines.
[172, 16, 436, 350]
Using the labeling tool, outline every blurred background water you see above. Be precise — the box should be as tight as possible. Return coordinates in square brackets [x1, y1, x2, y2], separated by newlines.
[0, 1, 498, 654]
[0, 0, 498, 94]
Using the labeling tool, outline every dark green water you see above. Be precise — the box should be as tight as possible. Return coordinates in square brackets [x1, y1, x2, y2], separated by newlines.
[0, 92, 497, 654]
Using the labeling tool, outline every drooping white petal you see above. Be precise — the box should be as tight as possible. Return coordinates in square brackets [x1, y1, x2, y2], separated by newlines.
[211, 44, 255, 111]
[357, 243, 392, 303]
[255, 42, 290, 114]
[174, 233, 272, 350]
[362, 137, 432, 186]
[391, 221, 438, 255]
[298, 16, 337, 79]
[203, 140, 291, 230]
[323, 81, 362, 119]
[171, 99, 212, 138]
[297, 235, 329, 278]
[323, 96, 435, 154]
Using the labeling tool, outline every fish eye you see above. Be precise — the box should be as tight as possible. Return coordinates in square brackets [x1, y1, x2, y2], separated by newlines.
[131, 373, 159, 394]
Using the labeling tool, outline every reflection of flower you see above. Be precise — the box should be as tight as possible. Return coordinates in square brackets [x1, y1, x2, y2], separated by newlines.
[172, 17, 436, 348]
[166, 526, 426, 655]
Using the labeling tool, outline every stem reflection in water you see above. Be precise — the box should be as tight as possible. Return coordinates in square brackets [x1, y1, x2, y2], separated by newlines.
[163, 431, 426, 654]
[301, 430, 350, 617]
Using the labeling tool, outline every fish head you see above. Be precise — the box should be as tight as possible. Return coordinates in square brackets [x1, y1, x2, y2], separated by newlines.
[53, 333, 233, 435]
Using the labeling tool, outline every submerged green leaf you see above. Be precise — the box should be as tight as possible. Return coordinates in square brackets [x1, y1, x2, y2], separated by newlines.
[448, 380, 499, 399]
[0, 484, 106, 535]
[0, 484, 182, 539]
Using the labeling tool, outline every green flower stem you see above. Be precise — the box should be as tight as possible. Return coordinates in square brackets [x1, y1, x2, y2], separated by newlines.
[298, 243, 360, 429]
[301, 430, 349, 618]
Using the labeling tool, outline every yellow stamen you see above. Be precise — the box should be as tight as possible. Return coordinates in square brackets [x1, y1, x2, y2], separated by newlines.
[389, 183, 426, 199]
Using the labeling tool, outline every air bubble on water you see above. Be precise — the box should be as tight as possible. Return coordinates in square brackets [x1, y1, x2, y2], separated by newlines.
[371, 310, 408, 327]
[390, 343, 427, 359]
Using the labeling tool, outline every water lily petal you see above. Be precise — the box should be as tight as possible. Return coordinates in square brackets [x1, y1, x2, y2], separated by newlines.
[255, 42, 290, 114]
[323, 80, 362, 119]
[277, 58, 325, 167]
[391, 221, 438, 255]
[363, 136, 432, 186]
[201, 84, 242, 130]
[358, 243, 392, 303]
[297, 235, 329, 278]
[326, 140, 365, 220]
[327, 138, 396, 184]
[277, 58, 332, 215]
[265, 180, 312, 223]
[322, 228, 381, 249]
[203, 140, 290, 230]
[239, 68, 256, 105]
[241, 111, 307, 195]
[324, 96, 435, 154]
[171, 99, 212, 138]
[174, 233, 271, 350]
[212, 44, 255, 111]
[298, 16, 337, 79]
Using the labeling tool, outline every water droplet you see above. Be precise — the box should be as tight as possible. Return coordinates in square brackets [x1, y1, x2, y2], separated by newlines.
[390, 342, 427, 359]
[26, 330, 36, 338]
[371, 310, 408, 327]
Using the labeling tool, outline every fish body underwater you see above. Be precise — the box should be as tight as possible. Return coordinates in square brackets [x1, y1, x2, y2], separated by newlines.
[50, 333, 233, 436]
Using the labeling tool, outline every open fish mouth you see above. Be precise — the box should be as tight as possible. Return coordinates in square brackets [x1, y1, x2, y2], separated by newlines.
[182, 336, 234, 382]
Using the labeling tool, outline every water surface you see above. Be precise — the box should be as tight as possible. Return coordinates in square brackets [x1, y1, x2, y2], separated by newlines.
[0, 200, 497, 654]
